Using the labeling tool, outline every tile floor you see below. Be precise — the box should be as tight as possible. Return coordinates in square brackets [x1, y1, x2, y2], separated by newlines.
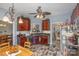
[30, 45, 61, 56]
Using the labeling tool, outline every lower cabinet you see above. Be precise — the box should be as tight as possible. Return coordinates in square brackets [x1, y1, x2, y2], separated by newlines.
[32, 34, 49, 45]
[20, 38, 26, 47]
[41, 36, 48, 44]
[17, 34, 49, 47]
[32, 36, 39, 44]
[18, 36, 27, 47]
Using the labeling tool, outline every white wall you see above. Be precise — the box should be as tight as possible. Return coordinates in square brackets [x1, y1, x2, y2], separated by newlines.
[0, 8, 12, 35]
[0, 21, 12, 35]
[0, 8, 71, 45]
[15, 14, 71, 46]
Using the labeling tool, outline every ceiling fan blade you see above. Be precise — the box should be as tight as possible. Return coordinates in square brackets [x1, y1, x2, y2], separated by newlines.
[28, 13, 36, 14]
[43, 12, 51, 15]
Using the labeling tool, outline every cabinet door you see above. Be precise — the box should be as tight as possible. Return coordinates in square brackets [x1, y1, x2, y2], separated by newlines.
[42, 19, 50, 30]
[41, 36, 48, 44]
[32, 36, 39, 44]
[17, 17, 30, 31]
[23, 19, 30, 31]
[19, 37, 27, 47]
[75, 4, 79, 16]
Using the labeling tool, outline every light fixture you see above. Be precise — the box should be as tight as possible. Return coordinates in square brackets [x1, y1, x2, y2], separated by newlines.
[36, 15, 40, 18]
[2, 3, 15, 24]
[35, 6, 45, 19]
[3, 16, 10, 22]
[18, 17, 23, 24]
[3, 16, 13, 24]
[8, 20, 13, 24]
[35, 14, 45, 19]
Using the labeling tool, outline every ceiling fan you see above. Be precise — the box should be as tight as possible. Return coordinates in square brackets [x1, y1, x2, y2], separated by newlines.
[28, 6, 51, 19]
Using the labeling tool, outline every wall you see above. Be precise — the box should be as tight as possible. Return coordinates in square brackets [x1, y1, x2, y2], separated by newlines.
[0, 8, 71, 46]
[0, 8, 12, 35]
[15, 14, 71, 46]
[0, 22, 12, 35]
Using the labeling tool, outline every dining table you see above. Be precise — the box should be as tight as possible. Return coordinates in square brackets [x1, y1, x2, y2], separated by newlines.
[0, 45, 33, 56]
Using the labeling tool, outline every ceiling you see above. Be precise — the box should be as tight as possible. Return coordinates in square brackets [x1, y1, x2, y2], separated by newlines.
[0, 3, 77, 21]
[0, 3, 77, 34]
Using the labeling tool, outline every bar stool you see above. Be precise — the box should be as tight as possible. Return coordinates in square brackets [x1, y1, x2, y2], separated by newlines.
[24, 41, 31, 48]
[24, 38, 31, 48]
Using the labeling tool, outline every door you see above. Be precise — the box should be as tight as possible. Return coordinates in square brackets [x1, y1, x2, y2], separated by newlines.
[32, 36, 39, 44]
[19, 36, 27, 47]
[41, 36, 48, 44]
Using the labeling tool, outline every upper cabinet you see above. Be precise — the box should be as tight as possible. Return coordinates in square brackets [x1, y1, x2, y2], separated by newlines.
[42, 19, 50, 30]
[71, 4, 79, 24]
[17, 16, 30, 31]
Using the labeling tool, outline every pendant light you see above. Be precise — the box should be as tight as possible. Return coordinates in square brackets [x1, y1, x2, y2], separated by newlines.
[3, 16, 10, 22]
[3, 16, 13, 24]
[2, 3, 15, 24]
[18, 17, 23, 24]
[8, 20, 13, 24]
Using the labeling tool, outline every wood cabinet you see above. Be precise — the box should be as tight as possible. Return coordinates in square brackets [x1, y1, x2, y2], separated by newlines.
[42, 19, 50, 30]
[31, 33, 49, 44]
[17, 16, 30, 31]
[71, 4, 79, 24]
[0, 35, 12, 48]
[18, 34, 27, 47]
[32, 36, 39, 44]
[17, 33, 49, 46]
[40, 36, 48, 44]
[0, 35, 11, 44]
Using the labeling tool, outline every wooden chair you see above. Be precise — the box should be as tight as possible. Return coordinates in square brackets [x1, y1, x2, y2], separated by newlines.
[24, 41, 31, 48]
[0, 42, 10, 48]
[0, 42, 10, 56]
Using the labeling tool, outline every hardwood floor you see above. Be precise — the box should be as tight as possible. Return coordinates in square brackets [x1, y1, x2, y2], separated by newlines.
[0, 45, 33, 56]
